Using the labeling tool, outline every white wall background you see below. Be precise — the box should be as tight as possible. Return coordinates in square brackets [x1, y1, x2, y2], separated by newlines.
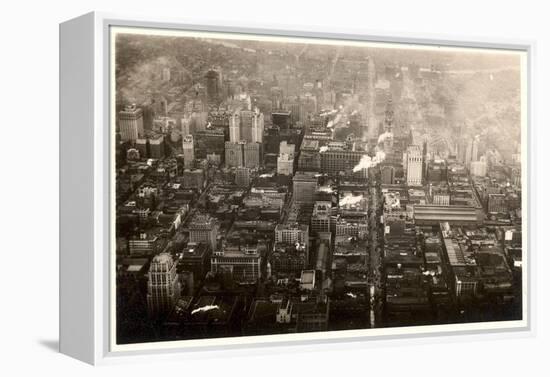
[0, 0, 548, 374]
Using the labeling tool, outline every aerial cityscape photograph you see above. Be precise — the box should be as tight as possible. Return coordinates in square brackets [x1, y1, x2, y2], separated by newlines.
[112, 28, 525, 345]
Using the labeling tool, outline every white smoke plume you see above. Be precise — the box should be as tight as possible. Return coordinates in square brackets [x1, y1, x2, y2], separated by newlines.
[191, 305, 219, 315]
[339, 194, 363, 207]
[318, 186, 334, 193]
[352, 151, 386, 172]
[319, 109, 338, 117]
[319, 146, 329, 153]
[377, 131, 393, 144]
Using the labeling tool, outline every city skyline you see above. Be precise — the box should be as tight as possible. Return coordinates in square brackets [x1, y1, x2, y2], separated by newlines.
[112, 27, 526, 346]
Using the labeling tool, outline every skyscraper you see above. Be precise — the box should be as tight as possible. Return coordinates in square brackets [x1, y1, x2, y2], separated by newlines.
[118, 104, 144, 142]
[235, 167, 251, 187]
[471, 136, 479, 163]
[229, 112, 240, 142]
[182, 135, 194, 168]
[459, 136, 480, 166]
[225, 141, 244, 168]
[240, 110, 254, 142]
[275, 223, 309, 246]
[279, 141, 295, 156]
[277, 141, 295, 176]
[274, 223, 310, 261]
[205, 69, 221, 105]
[277, 153, 294, 176]
[147, 253, 180, 317]
[225, 141, 262, 169]
[189, 214, 219, 251]
[381, 165, 395, 184]
[195, 129, 225, 160]
[282, 101, 301, 125]
[243, 142, 261, 168]
[470, 160, 487, 177]
[311, 201, 332, 235]
[272, 110, 291, 130]
[148, 135, 165, 159]
[251, 111, 264, 143]
[292, 171, 318, 204]
[406, 145, 423, 186]
[181, 116, 192, 136]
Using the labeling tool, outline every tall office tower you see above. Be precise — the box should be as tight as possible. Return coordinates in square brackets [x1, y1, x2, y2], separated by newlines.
[147, 253, 180, 317]
[319, 148, 364, 177]
[427, 160, 447, 182]
[195, 129, 225, 160]
[118, 104, 144, 142]
[272, 110, 291, 130]
[225, 142, 244, 168]
[511, 166, 521, 187]
[300, 93, 317, 122]
[244, 142, 262, 168]
[279, 141, 295, 157]
[205, 69, 221, 105]
[471, 136, 479, 163]
[182, 134, 194, 168]
[456, 138, 465, 163]
[275, 223, 309, 246]
[458, 136, 479, 166]
[185, 98, 207, 114]
[211, 244, 262, 282]
[311, 201, 332, 235]
[224, 78, 236, 98]
[382, 133, 395, 154]
[488, 193, 507, 214]
[274, 223, 310, 260]
[181, 116, 192, 136]
[277, 153, 294, 176]
[282, 101, 301, 125]
[239, 110, 254, 142]
[292, 171, 319, 204]
[189, 214, 219, 251]
[406, 145, 423, 186]
[192, 112, 209, 132]
[235, 167, 251, 187]
[380, 165, 395, 184]
[135, 138, 148, 158]
[383, 98, 394, 133]
[229, 112, 241, 142]
[251, 111, 264, 143]
[149, 135, 165, 159]
[470, 160, 487, 177]
[278, 140, 295, 175]
[464, 139, 473, 165]
[182, 169, 205, 190]
[422, 138, 429, 180]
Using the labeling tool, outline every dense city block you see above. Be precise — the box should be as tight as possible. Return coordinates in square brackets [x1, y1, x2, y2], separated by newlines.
[114, 33, 523, 344]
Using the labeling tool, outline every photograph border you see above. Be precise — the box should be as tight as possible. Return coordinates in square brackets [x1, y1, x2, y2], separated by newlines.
[95, 12, 534, 363]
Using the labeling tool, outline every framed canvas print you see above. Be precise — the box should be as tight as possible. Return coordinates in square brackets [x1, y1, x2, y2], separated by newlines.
[60, 12, 534, 365]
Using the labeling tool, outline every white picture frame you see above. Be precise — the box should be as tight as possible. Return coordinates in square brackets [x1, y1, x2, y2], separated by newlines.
[60, 11, 535, 365]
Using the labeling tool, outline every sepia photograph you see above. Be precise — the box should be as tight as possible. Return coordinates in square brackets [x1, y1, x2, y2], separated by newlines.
[111, 26, 527, 348]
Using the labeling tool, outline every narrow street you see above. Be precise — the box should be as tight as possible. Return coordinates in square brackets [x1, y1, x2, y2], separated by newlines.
[367, 169, 383, 327]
